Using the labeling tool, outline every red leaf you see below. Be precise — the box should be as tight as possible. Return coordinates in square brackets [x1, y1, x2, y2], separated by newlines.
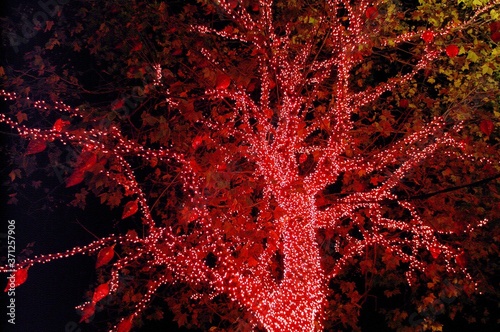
[365, 6, 378, 19]
[456, 252, 467, 268]
[53, 119, 70, 131]
[250, 47, 265, 57]
[131, 42, 143, 52]
[490, 21, 500, 34]
[228, 0, 238, 9]
[122, 200, 139, 219]
[171, 48, 183, 56]
[445, 44, 459, 58]
[77, 152, 97, 172]
[96, 244, 115, 269]
[112, 99, 125, 111]
[430, 247, 441, 259]
[491, 31, 500, 43]
[299, 154, 307, 164]
[248, 256, 259, 267]
[3, 268, 29, 292]
[92, 282, 110, 304]
[25, 139, 47, 155]
[117, 315, 134, 332]
[176, 313, 188, 327]
[422, 30, 434, 43]
[216, 73, 231, 90]
[479, 119, 494, 136]
[370, 175, 384, 186]
[79, 303, 95, 323]
[188, 159, 202, 172]
[126, 229, 138, 239]
[192, 135, 203, 149]
[263, 108, 273, 118]
[66, 170, 85, 188]
[16, 111, 28, 123]
[399, 99, 409, 108]
[45, 20, 54, 32]
[217, 162, 226, 171]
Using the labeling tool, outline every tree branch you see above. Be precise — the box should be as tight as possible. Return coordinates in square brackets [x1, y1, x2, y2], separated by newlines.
[406, 173, 500, 201]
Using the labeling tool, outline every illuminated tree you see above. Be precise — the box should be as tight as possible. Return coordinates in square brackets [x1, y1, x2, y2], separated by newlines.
[1, 0, 499, 331]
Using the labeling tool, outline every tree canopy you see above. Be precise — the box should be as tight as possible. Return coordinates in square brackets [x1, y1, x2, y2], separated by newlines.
[1, 0, 500, 331]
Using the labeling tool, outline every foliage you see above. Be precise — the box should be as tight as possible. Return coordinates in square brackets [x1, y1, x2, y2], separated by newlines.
[1, 0, 500, 331]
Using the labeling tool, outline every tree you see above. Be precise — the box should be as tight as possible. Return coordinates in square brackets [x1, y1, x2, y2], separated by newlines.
[1, 0, 500, 331]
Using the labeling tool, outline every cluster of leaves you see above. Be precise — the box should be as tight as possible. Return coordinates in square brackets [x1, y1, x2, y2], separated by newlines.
[1, 0, 500, 331]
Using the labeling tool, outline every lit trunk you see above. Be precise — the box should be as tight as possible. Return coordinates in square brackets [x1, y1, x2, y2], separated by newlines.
[255, 216, 325, 331]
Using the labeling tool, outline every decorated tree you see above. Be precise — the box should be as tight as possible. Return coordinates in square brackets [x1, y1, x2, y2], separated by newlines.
[1, 0, 500, 331]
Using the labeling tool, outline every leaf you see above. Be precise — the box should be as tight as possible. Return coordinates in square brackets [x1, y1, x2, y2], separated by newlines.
[172, 48, 183, 56]
[192, 135, 204, 149]
[370, 175, 384, 186]
[247, 256, 259, 267]
[365, 6, 378, 19]
[8, 169, 21, 182]
[53, 119, 70, 131]
[131, 42, 143, 52]
[382, 248, 399, 270]
[216, 72, 231, 90]
[79, 303, 95, 323]
[466, 50, 479, 62]
[482, 63, 493, 75]
[3, 268, 29, 292]
[45, 37, 60, 50]
[91, 282, 110, 304]
[445, 45, 459, 58]
[112, 99, 125, 111]
[175, 313, 188, 327]
[430, 247, 441, 259]
[117, 315, 134, 332]
[66, 170, 85, 188]
[45, 20, 54, 32]
[126, 228, 138, 238]
[16, 111, 28, 123]
[228, 0, 238, 9]
[73, 41, 82, 52]
[7, 193, 18, 205]
[96, 244, 116, 268]
[77, 152, 97, 172]
[25, 139, 47, 155]
[491, 32, 500, 43]
[456, 252, 467, 268]
[490, 21, 500, 34]
[106, 192, 123, 207]
[299, 153, 307, 163]
[479, 119, 494, 136]
[122, 200, 139, 219]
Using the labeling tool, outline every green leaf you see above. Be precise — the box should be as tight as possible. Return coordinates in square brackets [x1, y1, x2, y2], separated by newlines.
[491, 9, 499, 20]
[482, 64, 493, 75]
[466, 50, 479, 62]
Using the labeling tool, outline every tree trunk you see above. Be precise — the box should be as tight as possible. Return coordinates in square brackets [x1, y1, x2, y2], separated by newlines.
[255, 215, 325, 331]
